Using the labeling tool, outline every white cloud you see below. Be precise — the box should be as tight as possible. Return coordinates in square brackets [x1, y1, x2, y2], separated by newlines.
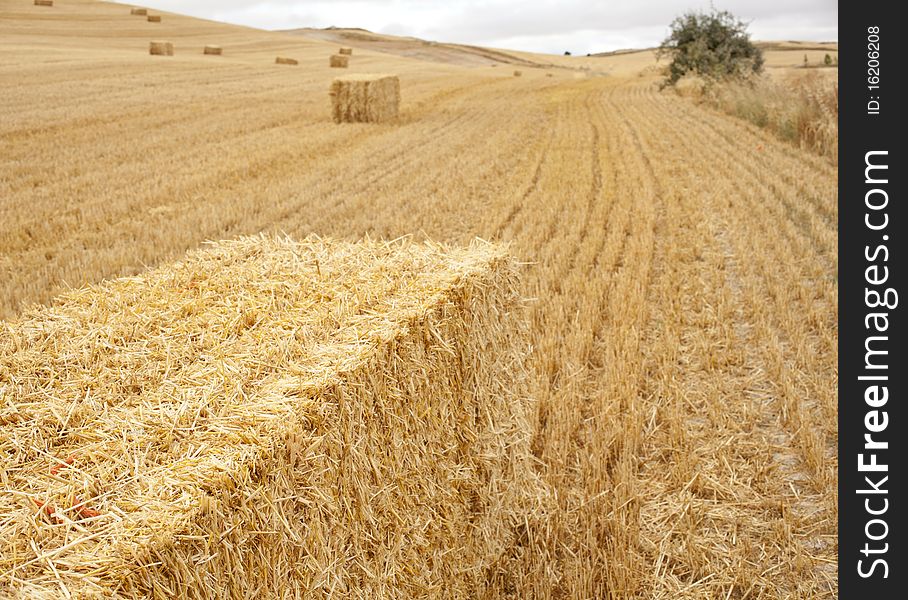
[136, 1, 837, 53]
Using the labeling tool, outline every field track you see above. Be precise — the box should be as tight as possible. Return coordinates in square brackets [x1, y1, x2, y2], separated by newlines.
[1, 1, 837, 597]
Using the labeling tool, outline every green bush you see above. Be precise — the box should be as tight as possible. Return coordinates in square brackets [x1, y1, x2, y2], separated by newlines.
[658, 9, 764, 88]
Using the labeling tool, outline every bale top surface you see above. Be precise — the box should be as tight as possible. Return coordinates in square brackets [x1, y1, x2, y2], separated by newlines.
[0, 235, 512, 594]
[331, 73, 398, 83]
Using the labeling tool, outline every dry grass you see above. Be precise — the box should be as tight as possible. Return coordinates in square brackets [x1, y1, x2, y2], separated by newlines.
[0, 235, 539, 597]
[675, 71, 838, 161]
[0, 2, 838, 597]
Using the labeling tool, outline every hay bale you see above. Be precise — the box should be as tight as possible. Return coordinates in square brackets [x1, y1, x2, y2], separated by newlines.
[130, 7, 147, 15]
[0, 235, 537, 598]
[330, 74, 400, 123]
[546, 73, 554, 77]
[275, 56, 298, 65]
[338, 47, 353, 55]
[149, 41, 173, 56]
[329, 54, 349, 68]
[147, 15, 161, 23]
[203, 45, 223, 56]
[513, 70, 522, 77]
[34, 0, 53, 5]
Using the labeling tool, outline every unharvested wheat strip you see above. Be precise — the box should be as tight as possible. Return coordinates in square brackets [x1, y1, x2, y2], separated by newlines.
[148, 41, 173, 56]
[129, 8, 147, 16]
[274, 56, 298, 65]
[329, 54, 349, 68]
[203, 45, 222, 56]
[0, 235, 539, 598]
[330, 74, 400, 123]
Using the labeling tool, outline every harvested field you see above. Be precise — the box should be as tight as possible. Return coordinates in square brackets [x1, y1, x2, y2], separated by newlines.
[0, 235, 537, 597]
[0, 1, 838, 597]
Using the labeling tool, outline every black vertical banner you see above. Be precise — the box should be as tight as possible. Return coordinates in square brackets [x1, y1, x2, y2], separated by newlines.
[839, 1, 904, 597]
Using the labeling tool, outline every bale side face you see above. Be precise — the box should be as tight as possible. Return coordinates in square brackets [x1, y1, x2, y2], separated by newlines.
[275, 56, 298, 65]
[130, 7, 147, 15]
[329, 54, 349, 68]
[330, 74, 400, 124]
[338, 47, 353, 55]
[149, 41, 173, 56]
[147, 15, 161, 22]
[0, 235, 537, 598]
[203, 45, 223, 55]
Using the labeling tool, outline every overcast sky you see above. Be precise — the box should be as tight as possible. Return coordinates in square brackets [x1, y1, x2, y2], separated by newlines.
[136, 1, 837, 54]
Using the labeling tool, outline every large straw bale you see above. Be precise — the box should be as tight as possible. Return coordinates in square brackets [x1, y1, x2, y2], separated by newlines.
[149, 41, 173, 56]
[330, 74, 400, 123]
[0, 235, 538, 598]
[329, 54, 349, 68]
[34, 0, 53, 5]
[275, 56, 298, 65]
[129, 8, 146, 15]
[338, 47, 353, 55]
[147, 15, 161, 23]
[203, 45, 223, 56]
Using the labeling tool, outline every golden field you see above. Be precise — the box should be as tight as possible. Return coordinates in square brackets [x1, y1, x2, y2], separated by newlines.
[1, 0, 837, 597]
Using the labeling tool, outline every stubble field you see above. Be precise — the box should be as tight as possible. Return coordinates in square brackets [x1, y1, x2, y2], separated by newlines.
[1, 0, 837, 597]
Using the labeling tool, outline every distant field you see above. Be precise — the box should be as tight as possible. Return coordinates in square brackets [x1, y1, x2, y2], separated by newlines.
[1, 1, 837, 597]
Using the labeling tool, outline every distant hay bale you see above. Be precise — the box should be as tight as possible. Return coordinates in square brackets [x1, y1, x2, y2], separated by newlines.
[546, 73, 554, 77]
[147, 15, 161, 23]
[34, 0, 53, 5]
[338, 47, 353, 55]
[329, 54, 349, 68]
[0, 235, 538, 598]
[275, 56, 298, 65]
[130, 7, 147, 15]
[203, 45, 223, 56]
[513, 70, 522, 77]
[330, 74, 400, 123]
[149, 41, 173, 56]
[491, 63, 498, 67]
